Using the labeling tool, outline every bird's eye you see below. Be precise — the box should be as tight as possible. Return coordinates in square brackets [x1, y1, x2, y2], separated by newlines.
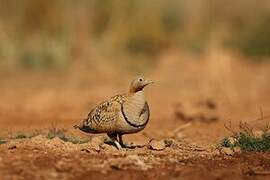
[139, 78, 143, 82]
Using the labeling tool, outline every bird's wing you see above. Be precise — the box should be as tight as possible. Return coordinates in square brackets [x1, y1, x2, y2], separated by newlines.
[78, 94, 128, 133]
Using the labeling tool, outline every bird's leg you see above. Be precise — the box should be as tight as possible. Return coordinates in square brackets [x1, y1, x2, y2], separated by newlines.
[107, 133, 122, 150]
[118, 134, 136, 149]
[118, 134, 124, 147]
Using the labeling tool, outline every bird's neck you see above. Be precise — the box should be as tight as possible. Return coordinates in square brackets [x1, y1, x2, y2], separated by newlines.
[129, 88, 136, 94]
[126, 90, 146, 115]
[129, 90, 145, 101]
[129, 86, 144, 93]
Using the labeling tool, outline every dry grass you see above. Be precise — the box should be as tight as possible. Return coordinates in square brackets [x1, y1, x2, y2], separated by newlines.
[221, 111, 270, 152]
[0, 0, 269, 73]
[0, 125, 90, 145]
[46, 124, 90, 144]
[0, 137, 6, 144]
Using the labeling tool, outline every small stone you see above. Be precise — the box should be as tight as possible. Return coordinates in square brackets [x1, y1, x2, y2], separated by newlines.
[221, 147, 234, 156]
[148, 139, 166, 151]
[212, 149, 221, 156]
[254, 130, 264, 138]
[228, 137, 237, 145]
[233, 147, 241, 153]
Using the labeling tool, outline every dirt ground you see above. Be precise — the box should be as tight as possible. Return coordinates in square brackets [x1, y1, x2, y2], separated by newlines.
[1, 136, 270, 180]
[1, 52, 270, 179]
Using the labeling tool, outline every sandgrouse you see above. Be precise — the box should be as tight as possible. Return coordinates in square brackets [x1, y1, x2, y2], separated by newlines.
[74, 76, 153, 149]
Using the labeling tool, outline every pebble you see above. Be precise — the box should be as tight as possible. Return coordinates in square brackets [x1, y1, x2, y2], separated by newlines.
[221, 147, 234, 156]
[233, 147, 241, 153]
[148, 139, 166, 151]
[228, 137, 237, 145]
[254, 130, 264, 138]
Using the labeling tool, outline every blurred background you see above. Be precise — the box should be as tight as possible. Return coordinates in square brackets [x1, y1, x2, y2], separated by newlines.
[0, 0, 270, 144]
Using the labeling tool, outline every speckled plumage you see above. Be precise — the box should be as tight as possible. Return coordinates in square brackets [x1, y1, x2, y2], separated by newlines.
[74, 76, 153, 149]
[79, 94, 128, 133]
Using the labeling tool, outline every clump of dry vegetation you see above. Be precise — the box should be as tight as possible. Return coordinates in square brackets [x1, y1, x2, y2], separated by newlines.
[221, 120, 270, 152]
[0, 0, 269, 73]
[0, 137, 6, 144]
[47, 127, 90, 144]
[0, 127, 90, 145]
[12, 132, 32, 139]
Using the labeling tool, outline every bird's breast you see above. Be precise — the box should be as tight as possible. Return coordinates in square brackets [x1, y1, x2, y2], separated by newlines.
[118, 91, 150, 132]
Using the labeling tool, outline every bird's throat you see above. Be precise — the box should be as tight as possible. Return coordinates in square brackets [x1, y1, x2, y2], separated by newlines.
[123, 91, 146, 122]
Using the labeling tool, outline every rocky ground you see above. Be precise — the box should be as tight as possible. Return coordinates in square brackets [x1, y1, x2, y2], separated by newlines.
[0, 135, 270, 180]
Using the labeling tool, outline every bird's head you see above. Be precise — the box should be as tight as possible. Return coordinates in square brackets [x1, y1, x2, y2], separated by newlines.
[129, 76, 154, 93]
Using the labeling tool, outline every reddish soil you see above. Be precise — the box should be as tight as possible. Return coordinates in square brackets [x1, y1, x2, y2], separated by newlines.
[1, 138, 270, 180]
[1, 136, 270, 180]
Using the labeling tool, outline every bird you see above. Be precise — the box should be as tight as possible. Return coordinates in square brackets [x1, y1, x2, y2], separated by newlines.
[74, 76, 153, 149]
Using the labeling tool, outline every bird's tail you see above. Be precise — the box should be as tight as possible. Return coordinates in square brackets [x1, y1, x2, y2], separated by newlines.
[73, 118, 88, 130]
[73, 124, 80, 129]
[73, 119, 97, 133]
[73, 119, 85, 129]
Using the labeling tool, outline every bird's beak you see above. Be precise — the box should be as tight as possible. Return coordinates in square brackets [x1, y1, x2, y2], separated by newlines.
[144, 80, 154, 86]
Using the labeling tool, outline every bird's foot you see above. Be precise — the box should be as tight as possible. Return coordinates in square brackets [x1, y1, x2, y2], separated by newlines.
[114, 141, 123, 150]
[104, 137, 123, 150]
[120, 142, 137, 149]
